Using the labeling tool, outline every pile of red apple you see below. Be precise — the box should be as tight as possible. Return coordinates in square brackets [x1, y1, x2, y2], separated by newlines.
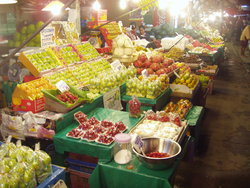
[133, 53, 177, 75]
[56, 91, 79, 104]
[66, 111, 127, 145]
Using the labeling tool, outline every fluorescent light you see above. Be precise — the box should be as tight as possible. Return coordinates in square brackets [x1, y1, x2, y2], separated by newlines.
[42, 0, 64, 16]
[92, 0, 101, 11]
[119, 0, 127, 9]
[0, 0, 17, 4]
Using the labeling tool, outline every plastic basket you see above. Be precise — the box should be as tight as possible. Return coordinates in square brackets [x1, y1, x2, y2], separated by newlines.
[37, 165, 66, 188]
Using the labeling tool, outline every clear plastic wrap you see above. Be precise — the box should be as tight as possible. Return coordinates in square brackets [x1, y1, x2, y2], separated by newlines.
[128, 96, 141, 118]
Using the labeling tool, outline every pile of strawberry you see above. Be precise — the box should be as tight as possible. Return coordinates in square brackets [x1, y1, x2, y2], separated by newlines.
[66, 111, 127, 145]
[56, 91, 78, 104]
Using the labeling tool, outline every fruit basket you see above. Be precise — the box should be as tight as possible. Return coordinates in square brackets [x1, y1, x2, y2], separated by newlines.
[18, 48, 63, 77]
[42, 86, 88, 113]
[170, 81, 200, 98]
[51, 45, 82, 66]
[129, 115, 188, 144]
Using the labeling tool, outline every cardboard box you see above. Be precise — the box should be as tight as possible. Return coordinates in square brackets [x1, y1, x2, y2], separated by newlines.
[13, 98, 45, 113]
[170, 82, 200, 98]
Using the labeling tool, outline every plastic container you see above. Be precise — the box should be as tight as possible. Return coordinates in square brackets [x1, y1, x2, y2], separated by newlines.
[114, 133, 132, 164]
[37, 165, 66, 188]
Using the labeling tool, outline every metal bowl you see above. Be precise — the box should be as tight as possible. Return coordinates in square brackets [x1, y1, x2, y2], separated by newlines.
[132, 137, 181, 170]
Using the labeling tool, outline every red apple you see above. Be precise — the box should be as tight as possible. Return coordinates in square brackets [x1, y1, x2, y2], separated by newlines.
[138, 53, 147, 62]
[133, 60, 143, 68]
[136, 68, 144, 75]
[150, 63, 160, 72]
[156, 69, 165, 76]
[144, 60, 152, 68]
[151, 54, 163, 64]
[147, 68, 154, 75]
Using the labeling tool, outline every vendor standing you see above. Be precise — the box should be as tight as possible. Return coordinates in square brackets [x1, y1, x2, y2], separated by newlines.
[240, 25, 250, 56]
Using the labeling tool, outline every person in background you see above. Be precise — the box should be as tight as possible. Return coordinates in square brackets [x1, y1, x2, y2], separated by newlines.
[126, 22, 139, 40]
[138, 25, 151, 41]
[240, 25, 250, 56]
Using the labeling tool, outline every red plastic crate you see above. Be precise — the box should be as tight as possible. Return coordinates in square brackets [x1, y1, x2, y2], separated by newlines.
[12, 98, 45, 113]
[69, 169, 90, 188]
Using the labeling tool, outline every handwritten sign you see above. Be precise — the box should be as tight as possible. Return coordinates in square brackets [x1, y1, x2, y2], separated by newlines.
[40, 27, 55, 47]
[103, 87, 122, 110]
[56, 80, 70, 93]
[111, 60, 123, 72]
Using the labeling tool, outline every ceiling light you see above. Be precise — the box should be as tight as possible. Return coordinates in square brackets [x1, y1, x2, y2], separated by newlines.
[0, 0, 17, 4]
[42, 0, 65, 16]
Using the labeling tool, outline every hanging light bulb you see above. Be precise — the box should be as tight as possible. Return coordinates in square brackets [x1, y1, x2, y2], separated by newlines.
[93, 0, 101, 11]
[42, 0, 65, 16]
[0, 0, 17, 4]
[132, 0, 139, 3]
[119, 0, 127, 10]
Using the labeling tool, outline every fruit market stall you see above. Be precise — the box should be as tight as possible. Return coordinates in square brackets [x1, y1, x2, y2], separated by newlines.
[53, 107, 143, 161]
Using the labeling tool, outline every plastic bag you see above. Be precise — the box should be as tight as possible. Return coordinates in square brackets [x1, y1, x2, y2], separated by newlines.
[1, 112, 25, 140]
[34, 148, 52, 183]
[128, 96, 141, 118]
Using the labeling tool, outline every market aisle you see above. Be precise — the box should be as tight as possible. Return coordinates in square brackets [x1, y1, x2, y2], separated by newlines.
[175, 45, 250, 188]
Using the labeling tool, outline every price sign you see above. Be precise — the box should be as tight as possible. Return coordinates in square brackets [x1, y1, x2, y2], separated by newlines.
[142, 69, 149, 78]
[103, 87, 122, 110]
[40, 27, 55, 47]
[56, 80, 70, 93]
[135, 135, 144, 148]
[111, 60, 123, 72]
[133, 135, 144, 154]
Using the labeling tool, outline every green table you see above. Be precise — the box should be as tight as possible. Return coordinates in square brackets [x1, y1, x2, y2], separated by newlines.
[186, 106, 205, 150]
[122, 88, 172, 111]
[56, 84, 126, 132]
[186, 106, 204, 127]
[89, 136, 191, 188]
[53, 108, 143, 161]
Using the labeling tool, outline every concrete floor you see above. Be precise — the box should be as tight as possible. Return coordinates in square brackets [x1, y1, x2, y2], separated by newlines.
[175, 44, 250, 188]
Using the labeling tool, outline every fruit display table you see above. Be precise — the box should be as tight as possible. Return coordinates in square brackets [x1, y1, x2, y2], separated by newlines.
[55, 84, 126, 132]
[89, 136, 191, 188]
[189, 47, 223, 65]
[122, 87, 172, 112]
[53, 108, 143, 161]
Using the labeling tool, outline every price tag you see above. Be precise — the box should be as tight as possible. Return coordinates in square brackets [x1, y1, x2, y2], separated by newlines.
[142, 69, 149, 78]
[56, 80, 70, 93]
[35, 142, 40, 151]
[16, 140, 22, 147]
[173, 70, 180, 78]
[35, 117, 46, 124]
[135, 135, 144, 148]
[6, 135, 12, 143]
[111, 60, 123, 72]
[118, 21, 123, 33]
